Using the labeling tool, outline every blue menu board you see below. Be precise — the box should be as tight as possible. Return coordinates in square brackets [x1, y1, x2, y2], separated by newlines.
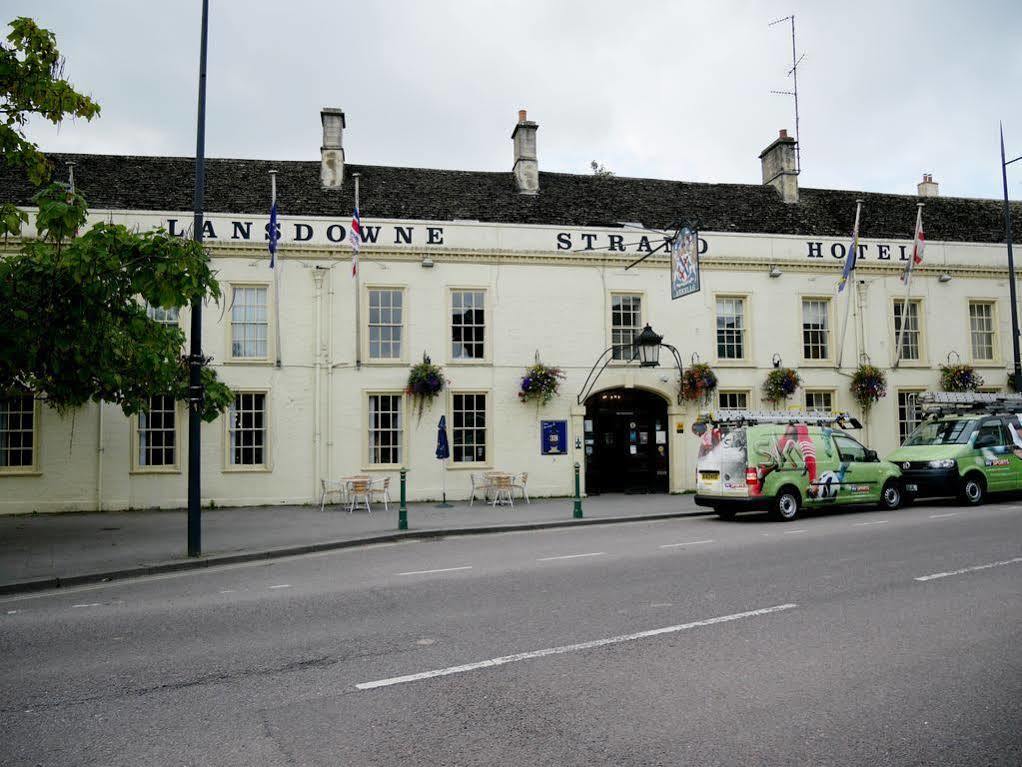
[541, 420, 568, 455]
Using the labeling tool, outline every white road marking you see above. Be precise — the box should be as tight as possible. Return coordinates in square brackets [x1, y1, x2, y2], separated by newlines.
[71, 603, 102, 608]
[929, 512, 959, 519]
[268, 584, 291, 590]
[356, 603, 799, 691]
[397, 566, 472, 576]
[914, 557, 1022, 582]
[658, 539, 714, 548]
[219, 589, 236, 594]
[537, 552, 606, 561]
[6, 609, 19, 614]
[782, 529, 808, 535]
[853, 520, 888, 526]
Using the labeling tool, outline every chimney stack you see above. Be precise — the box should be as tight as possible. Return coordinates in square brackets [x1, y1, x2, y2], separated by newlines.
[511, 109, 539, 195]
[759, 129, 799, 203]
[320, 108, 346, 189]
[917, 173, 939, 197]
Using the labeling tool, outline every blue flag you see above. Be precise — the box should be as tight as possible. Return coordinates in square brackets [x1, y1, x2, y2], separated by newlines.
[268, 201, 279, 268]
[837, 203, 862, 293]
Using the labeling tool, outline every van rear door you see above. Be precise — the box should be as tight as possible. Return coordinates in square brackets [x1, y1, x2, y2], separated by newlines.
[697, 425, 749, 498]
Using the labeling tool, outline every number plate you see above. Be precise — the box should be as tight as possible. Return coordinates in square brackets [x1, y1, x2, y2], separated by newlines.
[700, 471, 720, 480]
[905, 483, 918, 493]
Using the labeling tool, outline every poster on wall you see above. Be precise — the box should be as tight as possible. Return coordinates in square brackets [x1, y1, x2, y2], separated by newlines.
[541, 420, 568, 455]
[671, 226, 701, 300]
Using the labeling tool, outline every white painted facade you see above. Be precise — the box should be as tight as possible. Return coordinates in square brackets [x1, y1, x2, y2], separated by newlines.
[1, 209, 1017, 513]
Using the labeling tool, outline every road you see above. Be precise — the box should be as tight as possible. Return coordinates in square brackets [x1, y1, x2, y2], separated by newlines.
[1, 500, 1020, 766]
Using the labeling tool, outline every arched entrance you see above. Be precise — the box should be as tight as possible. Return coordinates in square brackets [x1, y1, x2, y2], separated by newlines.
[584, 388, 669, 494]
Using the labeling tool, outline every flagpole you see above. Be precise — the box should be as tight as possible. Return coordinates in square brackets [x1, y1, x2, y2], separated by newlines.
[353, 173, 362, 370]
[894, 203, 924, 369]
[836, 199, 862, 369]
[270, 170, 282, 368]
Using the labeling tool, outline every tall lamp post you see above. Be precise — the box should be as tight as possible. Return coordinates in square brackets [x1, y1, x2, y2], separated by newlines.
[188, 0, 210, 557]
[1001, 123, 1022, 392]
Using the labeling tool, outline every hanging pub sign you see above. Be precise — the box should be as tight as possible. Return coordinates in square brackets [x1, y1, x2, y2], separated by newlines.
[671, 226, 701, 300]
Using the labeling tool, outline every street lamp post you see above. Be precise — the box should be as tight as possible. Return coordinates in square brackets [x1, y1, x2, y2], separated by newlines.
[1001, 123, 1022, 392]
[576, 324, 685, 405]
[187, 0, 210, 557]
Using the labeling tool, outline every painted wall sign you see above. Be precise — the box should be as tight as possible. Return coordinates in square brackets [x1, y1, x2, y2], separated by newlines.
[541, 420, 568, 455]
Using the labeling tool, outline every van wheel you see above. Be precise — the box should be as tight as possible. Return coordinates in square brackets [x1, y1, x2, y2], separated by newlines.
[879, 480, 903, 510]
[959, 474, 986, 506]
[717, 507, 737, 520]
[771, 487, 801, 521]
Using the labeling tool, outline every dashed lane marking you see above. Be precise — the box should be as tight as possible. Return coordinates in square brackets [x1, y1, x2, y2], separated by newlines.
[71, 603, 102, 608]
[782, 529, 808, 535]
[929, 513, 959, 519]
[853, 520, 889, 526]
[397, 566, 472, 576]
[537, 552, 606, 561]
[914, 556, 1022, 582]
[658, 540, 715, 548]
[268, 584, 291, 590]
[356, 603, 799, 691]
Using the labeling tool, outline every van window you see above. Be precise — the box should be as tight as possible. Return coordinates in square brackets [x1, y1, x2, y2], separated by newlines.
[904, 418, 976, 446]
[973, 420, 1006, 447]
[833, 433, 867, 462]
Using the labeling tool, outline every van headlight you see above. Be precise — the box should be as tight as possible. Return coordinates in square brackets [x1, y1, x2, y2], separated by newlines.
[927, 459, 955, 469]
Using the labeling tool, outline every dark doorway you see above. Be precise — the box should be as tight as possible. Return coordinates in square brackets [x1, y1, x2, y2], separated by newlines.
[584, 388, 669, 494]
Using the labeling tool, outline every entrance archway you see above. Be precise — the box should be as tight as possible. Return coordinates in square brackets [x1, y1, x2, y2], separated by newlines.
[583, 388, 669, 494]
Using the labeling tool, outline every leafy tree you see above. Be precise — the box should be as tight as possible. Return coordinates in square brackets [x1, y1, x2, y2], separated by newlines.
[1, 17, 100, 185]
[0, 17, 231, 422]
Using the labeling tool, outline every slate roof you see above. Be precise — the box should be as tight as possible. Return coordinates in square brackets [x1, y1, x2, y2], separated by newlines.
[2, 153, 1020, 244]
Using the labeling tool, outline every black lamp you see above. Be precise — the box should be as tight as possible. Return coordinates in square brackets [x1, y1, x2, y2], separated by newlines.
[634, 324, 663, 368]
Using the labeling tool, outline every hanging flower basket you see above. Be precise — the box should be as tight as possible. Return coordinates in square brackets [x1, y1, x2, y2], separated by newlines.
[680, 363, 718, 405]
[939, 363, 984, 392]
[406, 355, 446, 418]
[762, 367, 801, 404]
[850, 364, 887, 412]
[519, 362, 565, 406]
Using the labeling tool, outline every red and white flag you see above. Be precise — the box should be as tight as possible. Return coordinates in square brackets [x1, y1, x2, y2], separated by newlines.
[349, 206, 361, 277]
[901, 206, 925, 282]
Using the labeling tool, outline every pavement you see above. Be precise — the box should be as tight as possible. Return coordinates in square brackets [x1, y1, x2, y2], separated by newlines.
[1, 499, 1019, 766]
[0, 493, 705, 593]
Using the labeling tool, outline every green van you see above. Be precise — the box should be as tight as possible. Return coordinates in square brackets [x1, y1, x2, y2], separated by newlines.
[888, 392, 1022, 506]
[693, 411, 904, 521]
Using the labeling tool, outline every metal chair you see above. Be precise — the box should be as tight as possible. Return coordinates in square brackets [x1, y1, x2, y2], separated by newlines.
[348, 478, 372, 513]
[469, 473, 491, 506]
[511, 472, 530, 504]
[491, 474, 514, 507]
[319, 478, 347, 511]
[369, 477, 391, 512]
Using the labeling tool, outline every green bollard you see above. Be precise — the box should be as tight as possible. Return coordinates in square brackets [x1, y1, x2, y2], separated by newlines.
[398, 467, 408, 530]
[573, 462, 583, 518]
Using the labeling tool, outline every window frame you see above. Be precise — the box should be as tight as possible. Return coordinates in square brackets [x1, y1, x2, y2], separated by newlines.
[226, 282, 273, 363]
[364, 285, 408, 364]
[447, 389, 491, 469]
[145, 302, 183, 329]
[714, 293, 750, 365]
[896, 388, 926, 445]
[799, 295, 833, 364]
[608, 291, 645, 364]
[967, 299, 999, 364]
[890, 297, 926, 366]
[223, 389, 272, 472]
[804, 389, 836, 413]
[0, 394, 41, 475]
[363, 391, 407, 470]
[717, 389, 751, 411]
[448, 287, 490, 364]
[130, 394, 183, 474]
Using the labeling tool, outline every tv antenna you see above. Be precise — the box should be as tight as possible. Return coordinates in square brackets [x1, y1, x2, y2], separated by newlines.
[769, 14, 804, 174]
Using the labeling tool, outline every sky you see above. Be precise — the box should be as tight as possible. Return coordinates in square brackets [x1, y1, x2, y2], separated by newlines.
[12, 0, 1022, 200]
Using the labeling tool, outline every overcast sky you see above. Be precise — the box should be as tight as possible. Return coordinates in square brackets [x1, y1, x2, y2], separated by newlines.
[12, 0, 1022, 200]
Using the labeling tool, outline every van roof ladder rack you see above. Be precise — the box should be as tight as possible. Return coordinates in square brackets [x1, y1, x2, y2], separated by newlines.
[917, 391, 1022, 416]
[697, 410, 862, 429]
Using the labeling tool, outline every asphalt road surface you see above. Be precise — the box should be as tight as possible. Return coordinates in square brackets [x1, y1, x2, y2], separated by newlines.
[2, 500, 1020, 766]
